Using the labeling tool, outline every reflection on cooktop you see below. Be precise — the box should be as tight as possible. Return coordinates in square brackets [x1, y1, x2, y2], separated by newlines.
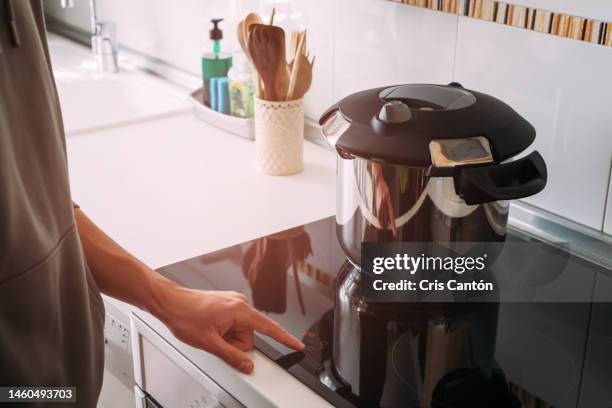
[158, 217, 607, 408]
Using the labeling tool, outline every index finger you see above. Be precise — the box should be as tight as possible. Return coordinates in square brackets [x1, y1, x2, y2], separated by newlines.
[242, 308, 305, 351]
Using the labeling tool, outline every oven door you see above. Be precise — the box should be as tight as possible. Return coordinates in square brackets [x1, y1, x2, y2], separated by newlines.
[131, 313, 243, 408]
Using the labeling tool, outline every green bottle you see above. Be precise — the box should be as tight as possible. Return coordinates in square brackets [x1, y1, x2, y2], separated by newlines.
[201, 18, 232, 108]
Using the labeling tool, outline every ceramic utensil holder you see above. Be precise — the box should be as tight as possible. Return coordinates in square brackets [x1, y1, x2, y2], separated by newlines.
[254, 97, 304, 175]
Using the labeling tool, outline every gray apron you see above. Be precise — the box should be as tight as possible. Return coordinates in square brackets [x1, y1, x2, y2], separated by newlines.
[0, 1, 105, 406]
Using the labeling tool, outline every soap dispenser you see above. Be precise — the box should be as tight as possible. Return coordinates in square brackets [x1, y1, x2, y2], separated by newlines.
[201, 18, 233, 107]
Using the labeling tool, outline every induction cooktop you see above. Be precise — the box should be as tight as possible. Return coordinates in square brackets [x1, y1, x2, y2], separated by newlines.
[157, 217, 610, 408]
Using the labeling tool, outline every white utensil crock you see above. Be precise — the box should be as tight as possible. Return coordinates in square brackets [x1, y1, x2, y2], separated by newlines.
[254, 97, 304, 175]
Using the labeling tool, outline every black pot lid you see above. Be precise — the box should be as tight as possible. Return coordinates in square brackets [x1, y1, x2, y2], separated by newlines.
[319, 83, 535, 167]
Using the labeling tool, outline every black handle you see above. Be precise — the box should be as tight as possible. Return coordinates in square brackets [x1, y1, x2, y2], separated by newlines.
[455, 151, 547, 205]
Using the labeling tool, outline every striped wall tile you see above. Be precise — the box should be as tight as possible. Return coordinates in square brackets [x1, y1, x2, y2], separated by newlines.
[389, 0, 612, 47]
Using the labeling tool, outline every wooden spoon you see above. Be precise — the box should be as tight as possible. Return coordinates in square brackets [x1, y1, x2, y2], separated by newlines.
[243, 12, 262, 44]
[248, 24, 287, 101]
[237, 16, 264, 97]
[237, 20, 248, 56]
[243, 13, 266, 97]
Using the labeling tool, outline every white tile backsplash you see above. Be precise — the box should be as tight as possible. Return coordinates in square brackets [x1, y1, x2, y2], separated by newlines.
[284, 0, 336, 119]
[94, 0, 334, 120]
[334, 0, 458, 102]
[45, 0, 612, 231]
[454, 17, 612, 230]
[97, 0, 220, 77]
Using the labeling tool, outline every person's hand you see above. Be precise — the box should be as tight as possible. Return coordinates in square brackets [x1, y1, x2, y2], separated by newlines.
[157, 287, 304, 374]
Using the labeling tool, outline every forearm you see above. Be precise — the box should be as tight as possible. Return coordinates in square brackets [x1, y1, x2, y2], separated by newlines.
[73, 207, 303, 373]
[74, 207, 177, 320]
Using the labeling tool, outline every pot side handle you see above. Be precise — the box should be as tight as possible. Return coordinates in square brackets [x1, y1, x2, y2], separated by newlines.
[319, 102, 341, 126]
[319, 103, 352, 155]
[454, 151, 547, 205]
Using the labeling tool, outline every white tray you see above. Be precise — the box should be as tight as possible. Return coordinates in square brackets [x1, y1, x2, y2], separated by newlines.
[189, 89, 255, 140]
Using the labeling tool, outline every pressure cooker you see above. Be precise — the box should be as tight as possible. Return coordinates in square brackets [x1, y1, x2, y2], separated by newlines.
[319, 83, 547, 266]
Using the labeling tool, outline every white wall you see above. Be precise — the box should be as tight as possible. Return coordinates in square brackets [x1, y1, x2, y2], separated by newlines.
[453, 18, 612, 231]
[44, 0, 612, 232]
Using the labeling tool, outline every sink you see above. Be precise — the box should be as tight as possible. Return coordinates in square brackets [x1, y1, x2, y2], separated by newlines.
[47, 34, 188, 135]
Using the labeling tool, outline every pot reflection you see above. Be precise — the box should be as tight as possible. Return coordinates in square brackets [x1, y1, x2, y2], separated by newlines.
[241, 226, 312, 314]
[332, 261, 517, 408]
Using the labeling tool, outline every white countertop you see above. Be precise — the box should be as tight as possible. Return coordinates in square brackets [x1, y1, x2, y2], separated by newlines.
[67, 114, 336, 270]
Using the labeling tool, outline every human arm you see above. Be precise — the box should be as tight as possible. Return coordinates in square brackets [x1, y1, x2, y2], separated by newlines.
[73, 207, 304, 374]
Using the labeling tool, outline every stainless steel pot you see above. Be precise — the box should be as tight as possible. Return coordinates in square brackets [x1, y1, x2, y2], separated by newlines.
[319, 84, 547, 266]
[321, 84, 541, 408]
[333, 153, 511, 266]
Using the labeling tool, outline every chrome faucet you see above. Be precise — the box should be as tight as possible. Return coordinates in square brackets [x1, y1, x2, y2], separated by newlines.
[89, 0, 119, 73]
[60, 0, 119, 73]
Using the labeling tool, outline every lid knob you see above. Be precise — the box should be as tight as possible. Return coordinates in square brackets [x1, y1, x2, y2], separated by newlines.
[378, 100, 412, 123]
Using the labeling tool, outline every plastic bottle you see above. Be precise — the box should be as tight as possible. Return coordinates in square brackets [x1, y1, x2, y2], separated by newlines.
[201, 18, 232, 108]
[227, 53, 255, 118]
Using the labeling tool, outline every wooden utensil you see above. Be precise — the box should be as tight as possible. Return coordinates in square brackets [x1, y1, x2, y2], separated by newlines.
[248, 24, 287, 101]
[287, 53, 314, 100]
[290, 31, 299, 60]
[289, 30, 307, 61]
[299, 31, 307, 56]
[273, 28, 289, 101]
[237, 15, 265, 97]
[243, 12, 262, 43]
[243, 14, 261, 58]
[237, 20, 248, 56]
[286, 32, 306, 100]
[268, 7, 276, 25]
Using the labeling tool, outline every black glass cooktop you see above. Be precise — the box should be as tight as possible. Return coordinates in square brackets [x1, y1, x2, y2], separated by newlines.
[157, 217, 612, 408]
